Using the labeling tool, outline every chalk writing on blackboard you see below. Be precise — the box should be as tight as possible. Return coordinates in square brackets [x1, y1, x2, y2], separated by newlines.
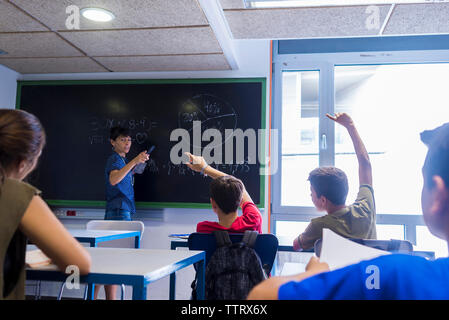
[178, 94, 238, 148]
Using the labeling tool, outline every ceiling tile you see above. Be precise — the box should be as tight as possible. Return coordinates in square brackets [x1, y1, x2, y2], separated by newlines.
[59, 27, 223, 56]
[0, 32, 84, 57]
[383, 3, 449, 35]
[96, 54, 231, 72]
[10, 0, 208, 31]
[0, 57, 107, 74]
[223, 6, 392, 39]
[0, 0, 48, 32]
[219, 0, 245, 10]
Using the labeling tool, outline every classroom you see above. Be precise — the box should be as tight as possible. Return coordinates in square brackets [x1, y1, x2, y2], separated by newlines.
[1, 0, 449, 303]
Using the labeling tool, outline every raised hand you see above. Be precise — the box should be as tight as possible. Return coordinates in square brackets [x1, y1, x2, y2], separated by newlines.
[326, 112, 354, 129]
[184, 152, 207, 172]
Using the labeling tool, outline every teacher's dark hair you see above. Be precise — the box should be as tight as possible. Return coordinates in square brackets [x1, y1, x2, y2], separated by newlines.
[110, 126, 131, 141]
[0, 109, 46, 186]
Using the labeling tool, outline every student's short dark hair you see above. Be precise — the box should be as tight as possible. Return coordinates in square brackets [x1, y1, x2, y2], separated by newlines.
[210, 176, 244, 214]
[308, 167, 349, 205]
[421, 122, 449, 189]
[110, 126, 130, 141]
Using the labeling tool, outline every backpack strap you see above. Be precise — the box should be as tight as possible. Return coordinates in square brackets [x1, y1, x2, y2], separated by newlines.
[242, 230, 258, 248]
[213, 230, 232, 247]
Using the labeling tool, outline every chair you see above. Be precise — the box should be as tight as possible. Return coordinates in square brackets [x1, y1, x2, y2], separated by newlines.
[314, 238, 413, 258]
[188, 232, 279, 275]
[57, 220, 144, 300]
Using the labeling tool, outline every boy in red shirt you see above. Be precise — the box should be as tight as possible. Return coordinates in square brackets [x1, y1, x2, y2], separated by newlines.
[185, 152, 262, 233]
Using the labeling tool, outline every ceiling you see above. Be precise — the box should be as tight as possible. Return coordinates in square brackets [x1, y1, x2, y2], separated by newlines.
[0, 0, 448, 74]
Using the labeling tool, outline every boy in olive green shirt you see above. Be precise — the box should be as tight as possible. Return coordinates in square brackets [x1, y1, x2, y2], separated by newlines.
[293, 113, 376, 251]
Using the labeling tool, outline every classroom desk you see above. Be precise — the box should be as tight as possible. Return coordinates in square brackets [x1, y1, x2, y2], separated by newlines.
[69, 229, 142, 248]
[27, 247, 206, 300]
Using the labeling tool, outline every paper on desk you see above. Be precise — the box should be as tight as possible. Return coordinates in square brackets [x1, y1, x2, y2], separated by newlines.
[319, 229, 390, 271]
[26, 249, 52, 268]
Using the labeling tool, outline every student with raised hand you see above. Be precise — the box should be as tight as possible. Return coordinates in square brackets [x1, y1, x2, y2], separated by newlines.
[184, 152, 262, 233]
[0, 109, 91, 300]
[293, 112, 376, 251]
[248, 122, 449, 300]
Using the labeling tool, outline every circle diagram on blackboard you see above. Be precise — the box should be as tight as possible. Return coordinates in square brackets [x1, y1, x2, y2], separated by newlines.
[178, 94, 238, 148]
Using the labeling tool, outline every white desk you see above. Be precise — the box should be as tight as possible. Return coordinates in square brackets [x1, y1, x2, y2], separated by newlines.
[68, 229, 142, 248]
[27, 247, 205, 300]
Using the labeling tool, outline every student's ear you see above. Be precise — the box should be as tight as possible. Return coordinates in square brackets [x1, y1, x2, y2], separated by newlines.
[210, 198, 218, 213]
[429, 176, 449, 216]
[319, 195, 328, 210]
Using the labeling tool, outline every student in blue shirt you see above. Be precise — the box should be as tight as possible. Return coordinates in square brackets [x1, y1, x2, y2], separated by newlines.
[97, 126, 148, 300]
[104, 126, 149, 221]
[248, 122, 449, 300]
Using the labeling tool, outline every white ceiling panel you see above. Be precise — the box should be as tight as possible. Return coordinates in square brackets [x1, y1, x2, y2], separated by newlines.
[383, 3, 449, 35]
[10, 0, 209, 31]
[0, 32, 83, 57]
[223, 6, 392, 39]
[96, 54, 231, 72]
[59, 27, 223, 56]
[0, 57, 107, 73]
[219, 0, 245, 9]
[0, 0, 48, 32]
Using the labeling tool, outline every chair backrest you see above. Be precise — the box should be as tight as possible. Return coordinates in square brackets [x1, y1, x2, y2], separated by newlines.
[188, 232, 279, 274]
[86, 220, 144, 248]
[314, 238, 413, 258]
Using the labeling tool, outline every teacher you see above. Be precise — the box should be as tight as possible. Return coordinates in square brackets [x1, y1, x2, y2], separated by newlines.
[98, 126, 149, 300]
[104, 126, 149, 221]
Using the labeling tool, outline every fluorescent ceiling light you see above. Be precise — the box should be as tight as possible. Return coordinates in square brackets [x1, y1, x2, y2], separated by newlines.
[80, 7, 115, 22]
[245, 0, 449, 8]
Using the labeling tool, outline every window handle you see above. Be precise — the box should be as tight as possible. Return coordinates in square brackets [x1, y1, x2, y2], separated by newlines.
[321, 134, 327, 150]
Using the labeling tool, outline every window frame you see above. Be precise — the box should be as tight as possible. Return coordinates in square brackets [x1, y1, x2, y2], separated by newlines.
[271, 39, 449, 245]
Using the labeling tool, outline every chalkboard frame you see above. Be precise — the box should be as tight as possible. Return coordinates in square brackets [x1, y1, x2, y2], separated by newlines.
[16, 78, 267, 209]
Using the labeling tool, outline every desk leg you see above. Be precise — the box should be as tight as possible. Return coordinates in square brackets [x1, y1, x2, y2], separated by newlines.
[87, 284, 95, 300]
[169, 273, 176, 300]
[132, 284, 147, 300]
[86, 240, 97, 300]
[196, 259, 205, 300]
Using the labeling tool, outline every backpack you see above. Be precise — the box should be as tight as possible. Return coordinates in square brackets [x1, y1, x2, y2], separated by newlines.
[204, 230, 267, 300]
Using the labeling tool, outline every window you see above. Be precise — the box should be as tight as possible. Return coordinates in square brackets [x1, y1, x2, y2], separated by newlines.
[334, 64, 449, 214]
[376, 224, 404, 240]
[272, 39, 449, 256]
[275, 221, 309, 243]
[416, 226, 447, 258]
[281, 71, 319, 207]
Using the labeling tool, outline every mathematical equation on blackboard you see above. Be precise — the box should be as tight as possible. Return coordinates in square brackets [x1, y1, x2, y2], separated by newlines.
[87, 117, 158, 145]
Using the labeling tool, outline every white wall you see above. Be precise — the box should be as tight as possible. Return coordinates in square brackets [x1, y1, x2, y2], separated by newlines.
[0, 64, 20, 109]
[22, 39, 272, 300]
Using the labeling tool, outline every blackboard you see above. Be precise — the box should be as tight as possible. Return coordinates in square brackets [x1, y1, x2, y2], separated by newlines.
[17, 79, 266, 209]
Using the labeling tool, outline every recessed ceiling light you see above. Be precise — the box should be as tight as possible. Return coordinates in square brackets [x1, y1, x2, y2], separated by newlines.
[245, 0, 449, 8]
[80, 7, 115, 22]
